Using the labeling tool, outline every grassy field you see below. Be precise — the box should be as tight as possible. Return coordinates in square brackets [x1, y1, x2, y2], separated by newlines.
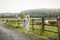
[5, 21, 59, 40]
[0, 18, 58, 40]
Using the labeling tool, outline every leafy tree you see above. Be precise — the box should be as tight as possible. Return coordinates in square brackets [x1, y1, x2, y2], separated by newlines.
[19, 12, 26, 19]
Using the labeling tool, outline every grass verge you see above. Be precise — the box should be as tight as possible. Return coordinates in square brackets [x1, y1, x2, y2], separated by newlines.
[4, 22, 59, 40]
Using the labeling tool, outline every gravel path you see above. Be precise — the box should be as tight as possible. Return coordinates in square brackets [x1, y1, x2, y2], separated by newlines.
[0, 22, 31, 40]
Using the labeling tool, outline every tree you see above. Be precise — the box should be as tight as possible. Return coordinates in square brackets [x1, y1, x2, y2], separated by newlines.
[19, 11, 26, 19]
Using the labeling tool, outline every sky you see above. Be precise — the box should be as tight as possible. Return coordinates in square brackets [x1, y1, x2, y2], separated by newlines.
[0, 0, 60, 13]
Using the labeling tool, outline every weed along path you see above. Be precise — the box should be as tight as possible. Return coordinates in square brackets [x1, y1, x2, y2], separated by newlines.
[0, 22, 31, 40]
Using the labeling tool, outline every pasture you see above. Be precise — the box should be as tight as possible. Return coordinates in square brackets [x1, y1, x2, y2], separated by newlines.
[3, 18, 59, 40]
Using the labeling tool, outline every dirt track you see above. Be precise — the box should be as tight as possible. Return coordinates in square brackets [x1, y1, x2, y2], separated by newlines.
[0, 22, 31, 40]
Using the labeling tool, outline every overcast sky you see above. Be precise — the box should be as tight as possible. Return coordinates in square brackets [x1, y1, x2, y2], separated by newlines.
[0, 0, 60, 13]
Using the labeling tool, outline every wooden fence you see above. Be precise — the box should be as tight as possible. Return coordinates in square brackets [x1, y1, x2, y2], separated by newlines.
[6, 17, 60, 40]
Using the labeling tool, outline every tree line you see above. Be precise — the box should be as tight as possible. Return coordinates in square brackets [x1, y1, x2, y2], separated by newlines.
[19, 9, 60, 19]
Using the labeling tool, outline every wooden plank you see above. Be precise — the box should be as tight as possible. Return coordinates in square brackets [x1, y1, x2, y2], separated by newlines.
[57, 16, 60, 40]
[42, 17, 45, 32]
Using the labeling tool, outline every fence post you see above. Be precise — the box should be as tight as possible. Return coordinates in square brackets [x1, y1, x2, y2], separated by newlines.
[57, 16, 60, 40]
[32, 19, 34, 31]
[23, 19, 25, 28]
[42, 17, 45, 32]
[17, 20, 20, 28]
[6, 19, 8, 24]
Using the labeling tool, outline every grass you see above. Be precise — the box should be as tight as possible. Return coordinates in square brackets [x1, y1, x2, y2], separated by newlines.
[4, 21, 59, 40]
[5, 23, 46, 40]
